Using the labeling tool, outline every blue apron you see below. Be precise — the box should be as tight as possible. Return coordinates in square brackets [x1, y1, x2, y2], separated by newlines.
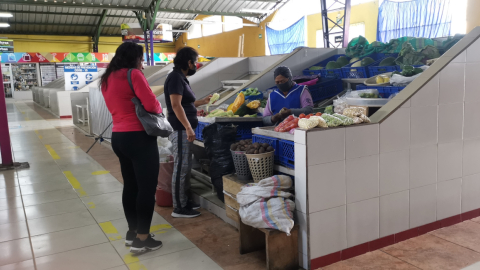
[269, 84, 306, 115]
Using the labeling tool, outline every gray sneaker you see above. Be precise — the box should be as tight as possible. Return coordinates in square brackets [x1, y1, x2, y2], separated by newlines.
[171, 208, 201, 218]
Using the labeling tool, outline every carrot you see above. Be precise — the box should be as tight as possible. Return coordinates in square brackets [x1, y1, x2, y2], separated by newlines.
[280, 119, 299, 132]
[275, 115, 294, 131]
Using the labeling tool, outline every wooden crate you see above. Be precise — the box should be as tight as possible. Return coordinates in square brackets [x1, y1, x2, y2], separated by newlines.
[223, 174, 250, 196]
[224, 191, 240, 210]
[226, 205, 240, 223]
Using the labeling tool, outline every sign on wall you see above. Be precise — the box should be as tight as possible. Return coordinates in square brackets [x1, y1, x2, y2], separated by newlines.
[0, 52, 115, 63]
[64, 65, 98, 91]
[0, 39, 14, 53]
[121, 23, 173, 43]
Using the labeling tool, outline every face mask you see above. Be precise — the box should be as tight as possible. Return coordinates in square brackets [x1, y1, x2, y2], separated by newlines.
[187, 64, 197, 76]
[277, 79, 292, 92]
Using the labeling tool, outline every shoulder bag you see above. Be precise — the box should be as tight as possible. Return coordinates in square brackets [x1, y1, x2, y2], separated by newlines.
[127, 69, 173, 137]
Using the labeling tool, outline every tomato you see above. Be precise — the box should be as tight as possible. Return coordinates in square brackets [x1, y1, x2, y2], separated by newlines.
[299, 113, 306, 119]
[315, 112, 322, 116]
[305, 115, 311, 119]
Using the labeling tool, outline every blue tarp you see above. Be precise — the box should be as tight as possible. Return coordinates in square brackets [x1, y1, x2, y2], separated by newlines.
[266, 17, 305, 55]
[377, 0, 452, 42]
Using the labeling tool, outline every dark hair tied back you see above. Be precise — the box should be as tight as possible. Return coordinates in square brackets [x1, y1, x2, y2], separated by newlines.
[174, 46, 199, 70]
[100, 42, 144, 89]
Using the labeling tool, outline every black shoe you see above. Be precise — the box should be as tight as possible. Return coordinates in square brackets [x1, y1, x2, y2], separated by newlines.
[125, 231, 136, 246]
[187, 200, 201, 210]
[130, 234, 163, 254]
[125, 232, 155, 246]
[171, 208, 201, 218]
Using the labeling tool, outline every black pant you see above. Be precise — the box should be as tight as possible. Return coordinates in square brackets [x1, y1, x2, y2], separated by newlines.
[112, 131, 159, 234]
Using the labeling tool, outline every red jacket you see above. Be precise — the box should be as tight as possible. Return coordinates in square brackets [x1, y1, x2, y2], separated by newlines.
[102, 68, 162, 132]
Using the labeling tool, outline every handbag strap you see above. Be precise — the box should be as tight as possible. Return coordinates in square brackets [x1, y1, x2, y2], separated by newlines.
[127, 68, 136, 96]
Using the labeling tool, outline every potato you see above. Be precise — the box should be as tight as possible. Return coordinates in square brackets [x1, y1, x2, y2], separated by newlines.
[252, 142, 260, 148]
[262, 143, 270, 149]
[254, 150, 259, 154]
[259, 147, 265, 154]
[236, 147, 242, 151]
[230, 145, 236, 151]
[267, 146, 274, 152]
[240, 146, 246, 151]
[247, 149, 254, 154]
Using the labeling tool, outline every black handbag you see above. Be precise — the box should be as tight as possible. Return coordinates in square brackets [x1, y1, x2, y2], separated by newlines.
[127, 69, 173, 137]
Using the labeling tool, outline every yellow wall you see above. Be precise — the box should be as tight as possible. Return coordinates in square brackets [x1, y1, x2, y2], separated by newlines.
[175, 13, 276, 57]
[467, 0, 480, 32]
[4, 34, 175, 53]
[307, 1, 379, 48]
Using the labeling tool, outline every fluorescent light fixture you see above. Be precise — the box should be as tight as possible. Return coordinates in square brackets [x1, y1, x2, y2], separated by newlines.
[0, 23, 10, 28]
[0, 12, 13, 18]
[239, 8, 268, 14]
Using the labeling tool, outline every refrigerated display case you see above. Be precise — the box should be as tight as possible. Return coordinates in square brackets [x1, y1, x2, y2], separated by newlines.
[1, 64, 13, 98]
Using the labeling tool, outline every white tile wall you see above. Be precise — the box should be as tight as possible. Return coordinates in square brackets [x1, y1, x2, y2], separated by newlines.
[411, 75, 439, 107]
[410, 144, 437, 189]
[346, 124, 379, 159]
[307, 128, 345, 166]
[464, 101, 480, 139]
[466, 38, 480, 63]
[346, 155, 379, 204]
[380, 108, 410, 153]
[309, 205, 347, 258]
[463, 138, 480, 177]
[295, 143, 307, 214]
[439, 63, 465, 105]
[294, 129, 307, 145]
[346, 198, 379, 247]
[438, 102, 464, 143]
[438, 141, 463, 182]
[465, 63, 480, 102]
[308, 161, 345, 213]
[410, 106, 438, 147]
[437, 178, 462, 220]
[380, 150, 409, 196]
[295, 210, 308, 256]
[462, 173, 480, 213]
[380, 190, 410, 237]
[410, 184, 437, 228]
[452, 51, 466, 63]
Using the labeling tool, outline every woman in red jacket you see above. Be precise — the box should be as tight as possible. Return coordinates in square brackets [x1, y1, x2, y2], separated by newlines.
[101, 42, 162, 254]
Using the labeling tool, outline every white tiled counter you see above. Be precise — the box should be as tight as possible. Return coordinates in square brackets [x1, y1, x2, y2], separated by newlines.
[288, 27, 480, 270]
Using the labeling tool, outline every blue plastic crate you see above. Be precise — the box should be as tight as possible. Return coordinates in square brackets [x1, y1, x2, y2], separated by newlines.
[279, 139, 294, 169]
[309, 78, 344, 103]
[341, 53, 387, 79]
[378, 86, 405, 98]
[253, 134, 279, 162]
[195, 121, 209, 141]
[302, 54, 349, 78]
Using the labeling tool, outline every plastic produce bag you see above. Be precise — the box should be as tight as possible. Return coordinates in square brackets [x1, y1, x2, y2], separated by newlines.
[237, 175, 295, 235]
[343, 107, 367, 118]
[333, 96, 348, 114]
[203, 123, 237, 201]
[333, 113, 354, 126]
[348, 89, 379, 99]
[310, 116, 328, 128]
[157, 156, 174, 193]
[158, 137, 173, 162]
[322, 114, 343, 127]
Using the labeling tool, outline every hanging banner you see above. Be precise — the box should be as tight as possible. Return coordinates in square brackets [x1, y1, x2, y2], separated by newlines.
[0, 52, 116, 63]
[0, 39, 14, 53]
[121, 23, 173, 43]
[64, 65, 98, 91]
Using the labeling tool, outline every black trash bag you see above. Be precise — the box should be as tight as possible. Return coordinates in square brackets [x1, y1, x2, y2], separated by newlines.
[203, 123, 237, 202]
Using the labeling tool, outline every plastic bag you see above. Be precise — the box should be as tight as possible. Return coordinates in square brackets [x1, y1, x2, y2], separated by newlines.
[157, 156, 174, 193]
[333, 113, 354, 126]
[158, 137, 173, 162]
[348, 89, 379, 99]
[333, 95, 348, 114]
[343, 107, 367, 118]
[310, 116, 328, 128]
[321, 114, 343, 127]
[203, 123, 237, 201]
[237, 175, 295, 235]
[390, 73, 422, 86]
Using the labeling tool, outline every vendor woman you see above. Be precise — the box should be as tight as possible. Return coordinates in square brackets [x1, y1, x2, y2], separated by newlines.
[263, 66, 314, 125]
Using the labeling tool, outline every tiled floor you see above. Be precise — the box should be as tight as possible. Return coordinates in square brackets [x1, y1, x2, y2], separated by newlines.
[0, 100, 224, 270]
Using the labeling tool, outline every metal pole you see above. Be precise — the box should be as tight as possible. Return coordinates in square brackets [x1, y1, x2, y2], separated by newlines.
[150, 30, 155, 66]
[0, 64, 13, 166]
[342, 0, 351, 48]
[144, 32, 151, 66]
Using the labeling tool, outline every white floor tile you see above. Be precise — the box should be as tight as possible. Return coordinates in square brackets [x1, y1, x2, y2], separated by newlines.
[0, 207, 25, 225]
[0, 238, 33, 267]
[24, 198, 86, 220]
[0, 259, 35, 270]
[27, 210, 96, 236]
[22, 189, 78, 207]
[0, 221, 29, 242]
[31, 224, 108, 257]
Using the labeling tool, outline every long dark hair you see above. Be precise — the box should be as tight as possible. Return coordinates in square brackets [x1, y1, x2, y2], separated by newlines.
[100, 42, 143, 89]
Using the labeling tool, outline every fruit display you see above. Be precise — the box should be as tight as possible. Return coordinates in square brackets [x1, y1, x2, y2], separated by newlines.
[375, 75, 390, 84]
[206, 93, 220, 112]
[231, 140, 274, 154]
[392, 65, 423, 77]
[379, 57, 396, 66]
[351, 57, 375, 67]
[241, 88, 261, 97]
[246, 100, 260, 109]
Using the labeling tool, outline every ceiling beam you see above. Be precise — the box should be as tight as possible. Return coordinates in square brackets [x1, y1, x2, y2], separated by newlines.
[0, 0, 145, 11]
[0, 31, 122, 37]
[1, 1, 263, 17]
[6, 22, 120, 27]
[7, 10, 137, 18]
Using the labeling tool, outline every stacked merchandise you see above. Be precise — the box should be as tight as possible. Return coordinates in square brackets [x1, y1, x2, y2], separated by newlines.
[12, 64, 38, 91]
[40, 64, 57, 85]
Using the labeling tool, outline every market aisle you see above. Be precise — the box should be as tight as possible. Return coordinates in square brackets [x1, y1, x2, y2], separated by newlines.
[0, 100, 222, 270]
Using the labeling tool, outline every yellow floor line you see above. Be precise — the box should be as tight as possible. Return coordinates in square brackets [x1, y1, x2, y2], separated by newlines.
[123, 254, 140, 264]
[92, 170, 110, 175]
[128, 262, 148, 270]
[150, 224, 172, 233]
[99, 221, 119, 234]
[87, 202, 96, 209]
[45, 145, 60, 159]
[63, 171, 88, 197]
[34, 130, 43, 139]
